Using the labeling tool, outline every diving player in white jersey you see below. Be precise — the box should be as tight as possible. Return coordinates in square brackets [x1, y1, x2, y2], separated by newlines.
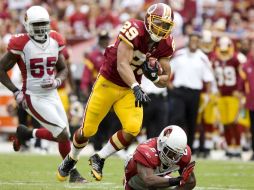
[0, 6, 86, 183]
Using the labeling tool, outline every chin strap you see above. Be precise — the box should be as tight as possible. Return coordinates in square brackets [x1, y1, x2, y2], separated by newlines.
[150, 33, 162, 42]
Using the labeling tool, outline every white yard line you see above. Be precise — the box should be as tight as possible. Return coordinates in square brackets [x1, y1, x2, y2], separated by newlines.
[0, 181, 123, 189]
[0, 181, 247, 190]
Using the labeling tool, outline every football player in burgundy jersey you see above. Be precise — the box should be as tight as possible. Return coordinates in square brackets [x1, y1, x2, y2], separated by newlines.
[57, 3, 175, 182]
[0, 6, 86, 183]
[124, 125, 196, 190]
[212, 36, 246, 157]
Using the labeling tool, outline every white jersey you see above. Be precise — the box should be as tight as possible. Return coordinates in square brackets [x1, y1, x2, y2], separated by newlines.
[7, 31, 65, 95]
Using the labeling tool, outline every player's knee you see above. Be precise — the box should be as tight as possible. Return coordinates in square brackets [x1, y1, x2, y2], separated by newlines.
[82, 124, 98, 138]
[123, 125, 141, 137]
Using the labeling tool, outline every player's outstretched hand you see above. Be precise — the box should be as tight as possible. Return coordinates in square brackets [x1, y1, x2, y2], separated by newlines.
[132, 84, 150, 107]
[180, 161, 195, 186]
[40, 78, 62, 90]
[14, 90, 27, 109]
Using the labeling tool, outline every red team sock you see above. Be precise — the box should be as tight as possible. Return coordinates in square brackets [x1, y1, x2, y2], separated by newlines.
[110, 130, 131, 151]
[224, 125, 233, 146]
[232, 125, 241, 146]
[35, 128, 71, 159]
[58, 141, 71, 159]
[35, 128, 55, 141]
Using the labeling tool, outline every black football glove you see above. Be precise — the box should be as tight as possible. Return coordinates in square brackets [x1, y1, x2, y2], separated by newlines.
[132, 85, 151, 107]
[142, 60, 159, 83]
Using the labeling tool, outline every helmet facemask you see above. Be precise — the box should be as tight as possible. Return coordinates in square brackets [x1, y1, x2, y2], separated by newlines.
[157, 125, 187, 167]
[29, 21, 50, 41]
[147, 15, 174, 42]
[158, 141, 184, 166]
[145, 3, 174, 42]
[24, 6, 50, 42]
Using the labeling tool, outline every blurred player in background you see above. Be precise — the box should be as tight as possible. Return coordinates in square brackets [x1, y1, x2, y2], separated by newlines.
[80, 30, 121, 151]
[124, 125, 196, 190]
[212, 36, 246, 158]
[239, 39, 254, 160]
[196, 30, 217, 157]
[57, 3, 174, 181]
[168, 33, 214, 152]
[80, 30, 111, 99]
[0, 6, 85, 183]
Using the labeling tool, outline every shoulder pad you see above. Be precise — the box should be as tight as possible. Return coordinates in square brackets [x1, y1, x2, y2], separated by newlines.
[50, 30, 65, 50]
[7, 33, 29, 54]
[118, 19, 144, 48]
[133, 144, 160, 169]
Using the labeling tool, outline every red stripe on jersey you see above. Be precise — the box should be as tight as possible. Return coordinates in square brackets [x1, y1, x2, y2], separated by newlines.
[26, 94, 58, 126]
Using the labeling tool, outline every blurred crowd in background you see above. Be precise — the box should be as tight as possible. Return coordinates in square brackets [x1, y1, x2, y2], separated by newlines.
[1, 0, 254, 161]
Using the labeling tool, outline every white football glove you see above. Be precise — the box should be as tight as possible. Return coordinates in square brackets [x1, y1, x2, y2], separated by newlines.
[14, 90, 27, 109]
[40, 78, 62, 89]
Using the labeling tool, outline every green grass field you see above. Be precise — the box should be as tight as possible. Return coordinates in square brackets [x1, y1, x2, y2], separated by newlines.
[0, 153, 254, 190]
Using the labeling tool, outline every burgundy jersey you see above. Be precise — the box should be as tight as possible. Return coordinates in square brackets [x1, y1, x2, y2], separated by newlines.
[212, 53, 242, 96]
[125, 138, 191, 189]
[242, 54, 254, 110]
[80, 47, 104, 90]
[100, 18, 175, 87]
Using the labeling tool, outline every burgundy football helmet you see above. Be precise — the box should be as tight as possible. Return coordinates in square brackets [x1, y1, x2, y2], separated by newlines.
[144, 3, 174, 42]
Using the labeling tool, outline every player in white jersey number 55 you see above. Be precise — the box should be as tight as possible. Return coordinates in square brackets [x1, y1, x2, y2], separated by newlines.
[0, 5, 86, 183]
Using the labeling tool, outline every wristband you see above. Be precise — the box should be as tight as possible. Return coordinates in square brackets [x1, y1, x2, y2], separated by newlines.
[168, 177, 181, 187]
[131, 82, 139, 89]
[153, 76, 160, 83]
[13, 88, 19, 94]
[55, 78, 62, 87]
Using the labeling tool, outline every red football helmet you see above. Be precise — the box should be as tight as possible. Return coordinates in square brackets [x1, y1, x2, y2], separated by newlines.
[144, 3, 174, 42]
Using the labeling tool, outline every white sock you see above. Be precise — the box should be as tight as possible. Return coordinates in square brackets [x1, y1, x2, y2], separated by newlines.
[69, 144, 84, 160]
[32, 129, 38, 138]
[97, 141, 117, 159]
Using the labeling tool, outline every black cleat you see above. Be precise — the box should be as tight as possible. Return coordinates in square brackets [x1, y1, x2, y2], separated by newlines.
[89, 154, 105, 181]
[69, 168, 88, 183]
[13, 125, 32, 152]
[57, 155, 77, 181]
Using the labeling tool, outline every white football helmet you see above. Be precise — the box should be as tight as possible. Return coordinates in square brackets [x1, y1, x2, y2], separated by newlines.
[24, 6, 50, 41]
[157, 125, 187, 166]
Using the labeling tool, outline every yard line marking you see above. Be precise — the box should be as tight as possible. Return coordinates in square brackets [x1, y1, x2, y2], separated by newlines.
[196, 187, 244, 190]
[0, 181, 123, 189]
